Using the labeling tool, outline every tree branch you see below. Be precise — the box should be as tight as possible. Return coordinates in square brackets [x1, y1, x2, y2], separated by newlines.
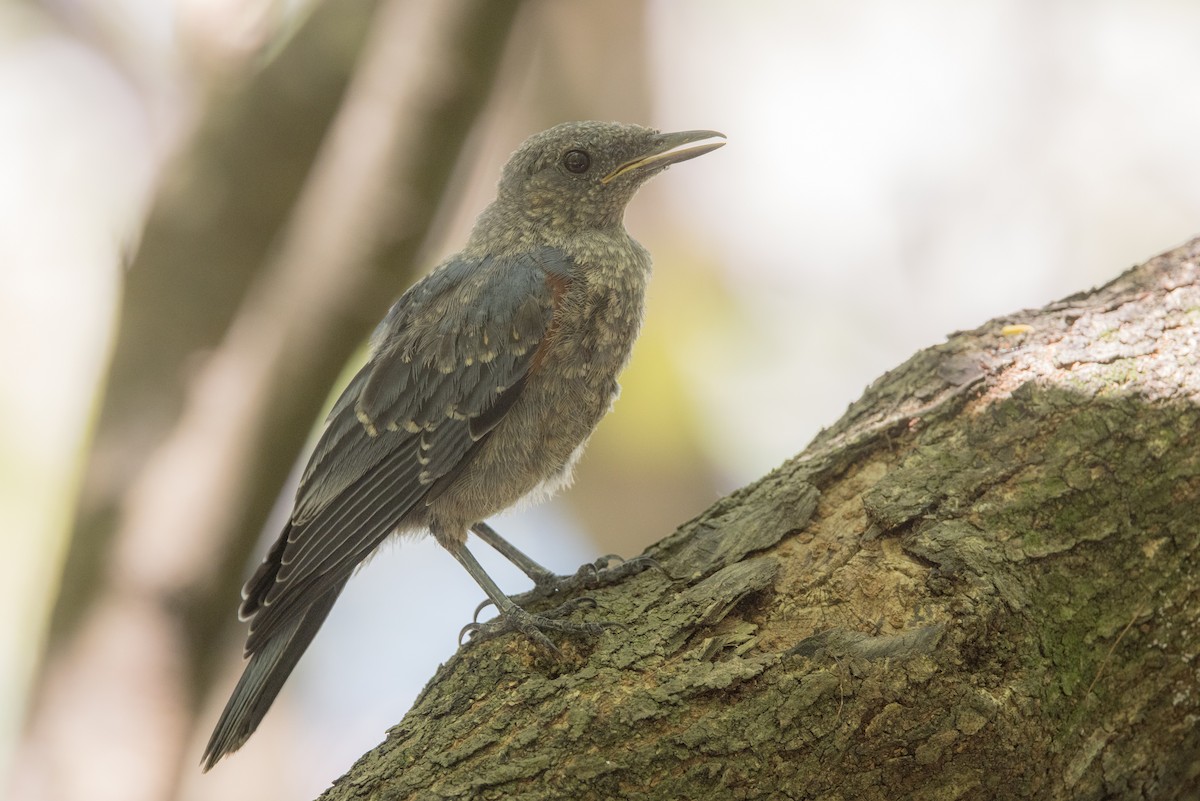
[321, 238, 1200, 800]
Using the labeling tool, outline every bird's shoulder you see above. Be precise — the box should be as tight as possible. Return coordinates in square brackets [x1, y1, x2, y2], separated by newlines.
[386, 247, 571, 337]
[357, 246, 575, 426]
[287, 247, 575, 525]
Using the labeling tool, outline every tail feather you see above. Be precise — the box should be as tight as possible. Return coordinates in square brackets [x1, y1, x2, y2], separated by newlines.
[202, 586, 343, 771]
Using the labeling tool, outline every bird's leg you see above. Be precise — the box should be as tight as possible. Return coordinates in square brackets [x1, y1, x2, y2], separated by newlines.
[469, 521, 665, 613]
[469, 521, 559, 587]
[443, 536, 611, 653]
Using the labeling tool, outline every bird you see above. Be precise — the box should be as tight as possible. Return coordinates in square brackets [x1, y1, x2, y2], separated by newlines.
[202, 121, 725, 769]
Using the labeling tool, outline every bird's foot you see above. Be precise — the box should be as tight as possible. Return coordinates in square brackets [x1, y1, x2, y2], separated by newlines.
[459, 597, 616, 654]
[535, 553, 666, 600]
[470, 554, 667, 624]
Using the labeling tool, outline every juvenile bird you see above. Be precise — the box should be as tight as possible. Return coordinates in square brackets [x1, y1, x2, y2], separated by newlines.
[203, 121, 725, 769]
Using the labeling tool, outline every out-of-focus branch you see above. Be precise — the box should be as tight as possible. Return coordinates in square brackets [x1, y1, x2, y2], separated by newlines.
[14, 2, 522, 800]
[51, 0, 378, 654]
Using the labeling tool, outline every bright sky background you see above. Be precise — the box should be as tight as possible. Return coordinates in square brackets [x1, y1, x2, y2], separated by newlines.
[3, 1, 1200, 797]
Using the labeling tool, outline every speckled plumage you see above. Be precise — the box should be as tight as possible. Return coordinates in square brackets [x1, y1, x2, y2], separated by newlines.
[204, 121, 724, 769]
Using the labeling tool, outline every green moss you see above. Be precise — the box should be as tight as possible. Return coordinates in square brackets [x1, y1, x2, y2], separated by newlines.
[1100, 360, 1141, 387]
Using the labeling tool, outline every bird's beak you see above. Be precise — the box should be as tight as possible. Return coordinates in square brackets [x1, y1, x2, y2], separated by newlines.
[601, 129, 726, 184]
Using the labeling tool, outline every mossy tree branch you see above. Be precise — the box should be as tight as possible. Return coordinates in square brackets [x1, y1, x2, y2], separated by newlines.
[322, 239, 1200, 801]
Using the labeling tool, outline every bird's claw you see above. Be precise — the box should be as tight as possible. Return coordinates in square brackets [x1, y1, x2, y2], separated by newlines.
[460, 597, 615, 653]
[472, 597, 496, 623]
[459, 620, 482, 645]
[587, 553, 671, 584]
[472, 590, 600, 624]
[589, 553, 626, 572]
[542, 595, 599, 618]
[519, 553, 666, 604]
[460, 553, 669, 649]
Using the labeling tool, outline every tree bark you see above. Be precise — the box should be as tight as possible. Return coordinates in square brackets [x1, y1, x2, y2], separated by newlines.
[320, 238, 1200, 800]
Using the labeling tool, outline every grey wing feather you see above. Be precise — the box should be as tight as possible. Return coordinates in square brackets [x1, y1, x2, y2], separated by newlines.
[203, 568, 342, 770]
[239, 247, 572, 653]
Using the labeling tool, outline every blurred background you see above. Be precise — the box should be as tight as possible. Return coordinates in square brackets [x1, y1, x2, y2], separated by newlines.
[3, 0, 1199, 799]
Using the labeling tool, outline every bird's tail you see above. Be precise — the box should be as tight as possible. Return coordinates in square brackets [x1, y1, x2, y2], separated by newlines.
[201, 588, 341, 771]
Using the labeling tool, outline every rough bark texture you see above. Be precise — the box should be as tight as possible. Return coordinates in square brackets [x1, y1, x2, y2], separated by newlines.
[320, 239, 1200, 800]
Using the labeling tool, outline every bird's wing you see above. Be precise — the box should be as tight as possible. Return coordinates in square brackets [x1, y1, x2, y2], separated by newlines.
[240, 247, 574, 655]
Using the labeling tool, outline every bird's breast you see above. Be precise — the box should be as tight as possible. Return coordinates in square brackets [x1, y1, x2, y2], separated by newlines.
[545, 270, 645, 399]
[422, 240, 650, 524]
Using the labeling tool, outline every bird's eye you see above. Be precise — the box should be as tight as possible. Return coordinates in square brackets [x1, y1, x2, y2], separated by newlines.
[562, 149, 591, 174]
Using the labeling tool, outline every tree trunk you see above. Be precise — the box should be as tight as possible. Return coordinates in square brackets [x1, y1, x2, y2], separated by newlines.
[320, 238, 1200, 800]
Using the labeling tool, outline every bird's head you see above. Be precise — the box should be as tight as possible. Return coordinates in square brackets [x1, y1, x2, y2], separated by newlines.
[483, 121, 725, 238]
